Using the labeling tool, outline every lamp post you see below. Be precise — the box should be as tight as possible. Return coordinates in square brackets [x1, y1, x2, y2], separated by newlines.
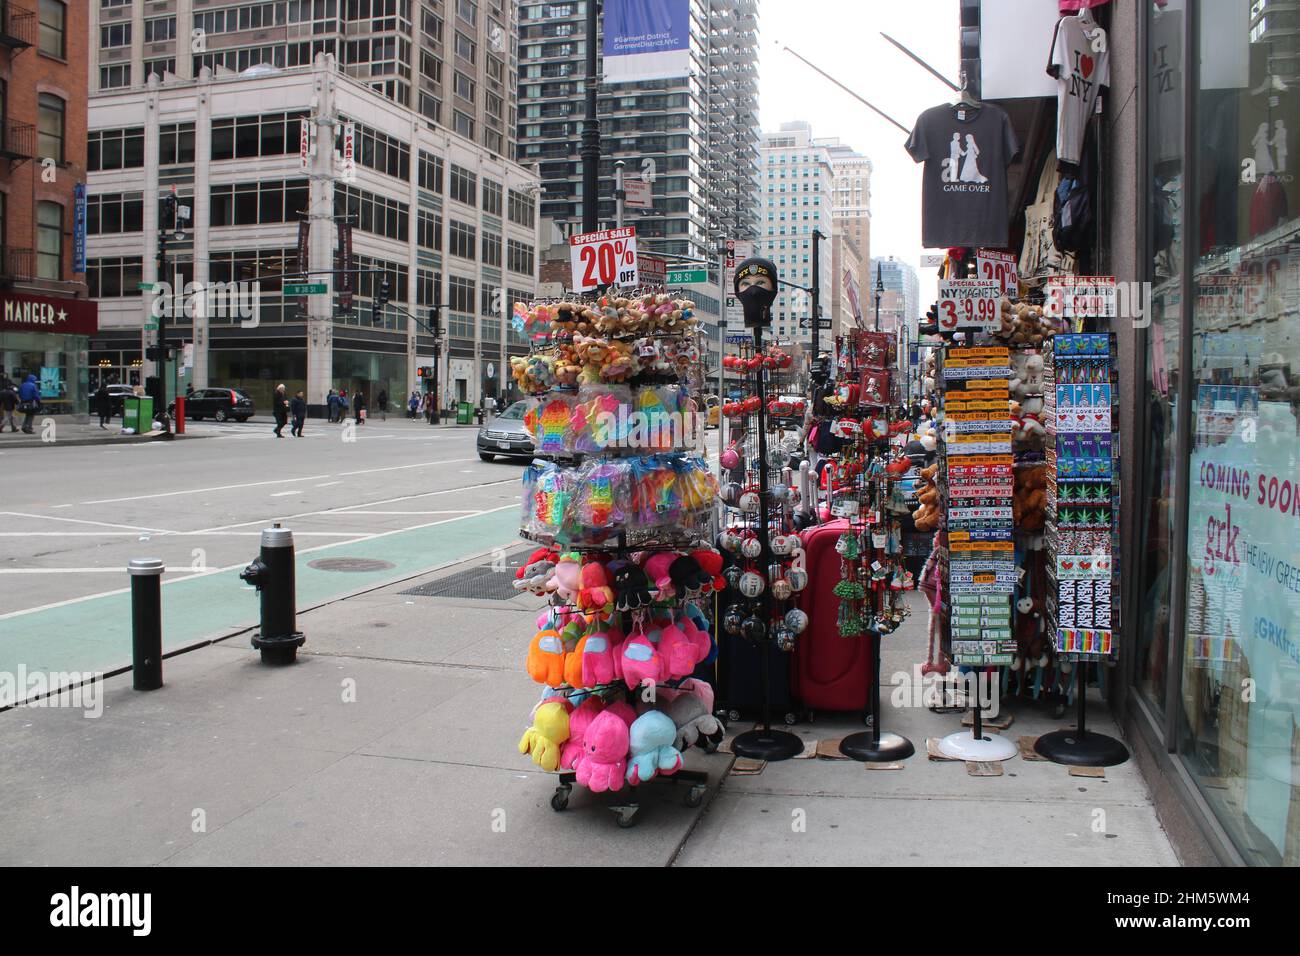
[580, 0, 601, 233]
[873, 261, 884, 332]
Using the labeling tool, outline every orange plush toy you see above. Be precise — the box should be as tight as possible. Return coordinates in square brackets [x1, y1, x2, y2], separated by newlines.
[526, 627, 568, 686]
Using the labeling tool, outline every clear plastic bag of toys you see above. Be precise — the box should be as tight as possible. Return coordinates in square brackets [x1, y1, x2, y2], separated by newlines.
[525, 462, 576, 539]
[564, 457, 632, 543]
[629, 384, 701, 454]
[568, 384, 632, 455]
[524, 391, 577, 458]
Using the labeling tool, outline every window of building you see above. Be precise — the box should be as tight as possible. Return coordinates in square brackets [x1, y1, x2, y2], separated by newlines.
[507, 189, 535, 228]
[333, 184, 409, 241]
[418, 151, 444, 193]
[482, 179, 502, 217]
[481, 229, 501, 267]
[100, 22, 131, 48]
[506, 239, 533, 276]
[211, 111, 308, 161]
[449, 219, 476, 259]
[144, 17, 176, 43]
[86, 256, 143, 299]
[145, 59, 175, 81]
[418, 92, 441, 124]
[455, 31, 475, 63]
[448, 274, 475, 316]
[422, 9, 443, 41]
[37, 93, 65, 164]
[158, 123, 196, 166]
[454, 71, 475, 102]
[417, 210, 442, 251]
[449, 164, 476, 205]
[86, 193, 144, 235]
[420, 51, 442, 83]
[337, 119, 411, 181]
[100, 65, 131, 90]
[453, 110, 474, 140]
[36, 201, 63, 280]
[38, 0, 65, 58]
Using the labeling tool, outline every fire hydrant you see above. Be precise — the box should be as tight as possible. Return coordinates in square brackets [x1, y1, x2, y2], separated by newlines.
[240, 524, 305, 665]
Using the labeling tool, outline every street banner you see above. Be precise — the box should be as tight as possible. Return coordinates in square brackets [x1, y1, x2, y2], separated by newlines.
[569, 227, 638, 290]
[337, 222, 354, 313]
[297, 219, 310, 276]
[341, 122, 356, 181]
[73, 183, 87, 275]
[843, 267, 862, 324]
[300, 117, 312, 171]
[602, 0, 691, 84]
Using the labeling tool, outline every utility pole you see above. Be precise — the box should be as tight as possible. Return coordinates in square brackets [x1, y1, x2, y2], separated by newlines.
[430, 286, 442, 425]
[614, 159, 625, 229]
[810, 227, 824, 364]
[581, 0, 601, 233]
[874, 261, 884, 332]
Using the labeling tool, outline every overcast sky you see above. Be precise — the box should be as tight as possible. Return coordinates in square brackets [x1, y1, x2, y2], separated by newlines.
[756, 0, 961, 307]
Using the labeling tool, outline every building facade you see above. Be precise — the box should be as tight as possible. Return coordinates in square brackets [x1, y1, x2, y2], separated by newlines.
[870, 255, 919, 334]
[90, 0, 518, 162]
[0, 0, 97, 416]
[759, 121, 834, 346]
[87, 54, 539, 413]
[516, 0, 760, 261]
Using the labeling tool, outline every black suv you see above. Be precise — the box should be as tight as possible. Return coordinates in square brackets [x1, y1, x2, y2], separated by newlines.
[177, 388, 255, 422]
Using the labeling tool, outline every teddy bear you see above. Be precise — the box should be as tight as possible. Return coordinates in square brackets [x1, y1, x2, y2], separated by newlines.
[553, 343, 582, 388]
[1013, 465, 1049, 531]
[912, 463, 942, 531]
[599, 340, 638, 382]
[1012, 594, 1051, 673]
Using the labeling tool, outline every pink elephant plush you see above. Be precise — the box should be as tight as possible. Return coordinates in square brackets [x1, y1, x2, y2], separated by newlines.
[575, 710, 630, 793]
[559, 696, 605, 771]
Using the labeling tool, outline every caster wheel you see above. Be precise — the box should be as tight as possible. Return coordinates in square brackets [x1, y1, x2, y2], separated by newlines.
[614, 809, 638, 829]
[550, 787, 571, 812]
[783, 712, 797, 726]
[728, 709, 741, 722]
[1052, 701, 1066, 719]
[684, 786, 706, 808]
[701, 733, 721, 754]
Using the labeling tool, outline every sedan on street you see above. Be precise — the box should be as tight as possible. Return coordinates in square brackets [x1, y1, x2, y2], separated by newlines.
[477, 400, 535, 462]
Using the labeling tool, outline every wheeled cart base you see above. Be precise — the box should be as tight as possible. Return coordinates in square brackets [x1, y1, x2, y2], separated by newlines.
[550, 769, 711, 828]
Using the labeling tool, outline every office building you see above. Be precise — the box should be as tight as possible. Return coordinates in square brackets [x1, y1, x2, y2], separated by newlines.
[816, 136, 871, 334]
[758, 121, 833, 346]
[86, 53, 539, 412]
[869, 255, 919, 334]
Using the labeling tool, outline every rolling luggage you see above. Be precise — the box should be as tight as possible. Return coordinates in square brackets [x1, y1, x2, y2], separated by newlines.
[790, 519, 875, 715]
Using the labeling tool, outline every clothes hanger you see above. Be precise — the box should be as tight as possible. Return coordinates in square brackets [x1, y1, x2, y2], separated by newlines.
[953, 69, 978, 108]
[1076, 5, 1095, 26]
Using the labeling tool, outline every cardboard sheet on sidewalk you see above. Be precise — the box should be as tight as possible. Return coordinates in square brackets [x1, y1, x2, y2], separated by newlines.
[1068, 765, 1106, 778]
[926, 737, 961, 761]
[961, 712, 1014, 730]
[815, 738, 851, 759]
[1018, 735, 1050, 761]
[966, 760, 1004, 776]
[730, 758, 766, 776]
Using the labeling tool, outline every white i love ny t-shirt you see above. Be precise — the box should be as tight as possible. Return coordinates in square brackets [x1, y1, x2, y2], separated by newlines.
[1048, 14, 1110, 166]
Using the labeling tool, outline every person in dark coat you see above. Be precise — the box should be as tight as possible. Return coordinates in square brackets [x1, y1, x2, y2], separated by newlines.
[326, 388, 338, 423]
[94, 383, 112, 429]
[377, 389, 388, 421]
[272, 383, 289, 438]
[0, 376, 17, 433]
[17, 373, 40, 434]
[290, 390, 307, 437]
[337, 388, 349, 424]
[354, 390, 367, 425]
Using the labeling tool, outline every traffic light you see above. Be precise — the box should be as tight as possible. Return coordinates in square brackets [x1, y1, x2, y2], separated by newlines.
[376, 274, 391, 309]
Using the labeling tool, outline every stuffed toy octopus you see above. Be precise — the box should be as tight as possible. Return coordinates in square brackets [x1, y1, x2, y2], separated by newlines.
[626, 711, 682, 785]
[665, 685, 724, 751]
[576, 709, 631, 793]
[559, 695, 605, 772]
[518, 699, 572, 772]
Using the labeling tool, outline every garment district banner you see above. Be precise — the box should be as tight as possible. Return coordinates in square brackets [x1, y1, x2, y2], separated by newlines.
[602, 0, 691, 84]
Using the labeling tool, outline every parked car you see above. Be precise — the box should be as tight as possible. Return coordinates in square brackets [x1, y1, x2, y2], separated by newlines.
[477, 400, 535, 462]
[174, 387, 255, 422]
[90, 384, 137, 417]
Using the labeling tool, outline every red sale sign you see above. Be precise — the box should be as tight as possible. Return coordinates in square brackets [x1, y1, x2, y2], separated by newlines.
[569, 227, 639, 291]
[976, 249, 1018, 296]
[936, 279, 1001, 331]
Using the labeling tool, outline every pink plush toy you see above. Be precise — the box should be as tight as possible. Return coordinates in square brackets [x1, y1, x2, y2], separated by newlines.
[577, 561, 614, 613]
[547, 552, 584, 603]
[577, 624, 621, 687]
[559, 696, 605, 771]
[642, 552, 678, 600]
[576, 710, 630, 793]
[657, 620, 698, 680]
[678, 610, 712, 663]
[604, 699, 638, 728]
[620, 627, 663, 690]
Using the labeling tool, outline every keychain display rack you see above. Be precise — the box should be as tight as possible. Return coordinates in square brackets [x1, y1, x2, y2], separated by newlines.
[511, 291, 732, 827]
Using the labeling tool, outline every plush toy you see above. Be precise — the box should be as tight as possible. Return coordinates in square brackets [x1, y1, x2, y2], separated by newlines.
[546, 552, 583, 603]
[600, 340, 638, 382]
[559, 695, 605, 771]
[1013, 465, 1049, 531]
[566, 623, 622, 688]
[642, 552, 678, 599]
[526, 627, 568, 686]
[513, 547, 557, 595]
[518, 699, 572, 772]
[626, 711, 682, 785]
[607, 559, 654, 611]
[678, 604, 714, 663]
[1012, 595, 1051, 673]
[620, 627, 663, 690]
[668, 553, 711, 596]
[656, 619, 699, 680]
[912, 463, 941, 532]
[576, 710, 631, 793]
[577, 561, 614, 613]
[688, 549, 725, 592]
[665, 687, 724, 750]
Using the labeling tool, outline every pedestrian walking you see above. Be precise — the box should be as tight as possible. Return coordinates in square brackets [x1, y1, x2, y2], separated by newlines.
[337, 388, 349, 424]
[326, 388, 338, 423]
[272, 384, 289, 438]
[290, 390, 307, 437]
[0, 376, 17, 433]
[408, 391, 419, 419]
[377, 389, 388, 421]
[17, 373, 40, 434]
[423, 391, 434, 424]
[94, 383, 112, 429]
[354, 390, 367, 425]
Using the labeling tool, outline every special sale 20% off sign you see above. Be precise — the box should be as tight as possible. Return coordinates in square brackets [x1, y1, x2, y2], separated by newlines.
[936, 278, 1002, 331]
[569, 227, 639, 291]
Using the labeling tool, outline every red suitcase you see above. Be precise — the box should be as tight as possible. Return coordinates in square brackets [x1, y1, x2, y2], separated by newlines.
[790, 519, 875, 714]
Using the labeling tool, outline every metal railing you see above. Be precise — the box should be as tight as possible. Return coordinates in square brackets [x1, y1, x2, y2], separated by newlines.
[0, 246, 34, 283]
[0, 1, 35, 49]
[0, 118, 34, 158]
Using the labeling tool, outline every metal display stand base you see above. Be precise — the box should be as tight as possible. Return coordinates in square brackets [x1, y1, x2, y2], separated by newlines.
[732, 727, 805, 761]
[839, 731, 915, 762]
[1033, 728, 1129, 767]
[936, 730, 1018, 762]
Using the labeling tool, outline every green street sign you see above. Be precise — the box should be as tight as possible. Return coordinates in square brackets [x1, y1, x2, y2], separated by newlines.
[137, 282, 157, 291]
[666, 268, 707, 285]
[284, 282, 328, 295]
[144, 319, 159, 331]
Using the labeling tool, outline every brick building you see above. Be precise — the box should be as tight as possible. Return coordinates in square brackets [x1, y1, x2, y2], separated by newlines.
[0, 0, 97, 416]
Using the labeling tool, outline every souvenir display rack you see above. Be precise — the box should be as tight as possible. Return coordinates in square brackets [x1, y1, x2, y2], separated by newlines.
[510, 292, 730, 826]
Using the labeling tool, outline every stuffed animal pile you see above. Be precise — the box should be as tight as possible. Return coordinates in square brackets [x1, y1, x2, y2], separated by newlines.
[911, 462, 941, 531]
[993, 297, 1067, 347]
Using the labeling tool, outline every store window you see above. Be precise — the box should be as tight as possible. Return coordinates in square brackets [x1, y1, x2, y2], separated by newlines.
[1176, 1, 1300, 866]
[35, 202, 62, 280]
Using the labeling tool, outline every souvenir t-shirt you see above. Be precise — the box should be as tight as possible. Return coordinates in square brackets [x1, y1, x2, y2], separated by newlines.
[1048, 14, 1110, 165]
[906, 102, 1020, 249]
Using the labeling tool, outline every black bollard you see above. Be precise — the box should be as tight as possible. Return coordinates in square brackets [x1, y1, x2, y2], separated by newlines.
[129, 558, 165, 690]
[239, 524, 306, 665]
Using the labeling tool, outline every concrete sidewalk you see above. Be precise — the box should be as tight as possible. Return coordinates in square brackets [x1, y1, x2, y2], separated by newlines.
[0, 550, 1179, 867]
[0, 418, 197, 448]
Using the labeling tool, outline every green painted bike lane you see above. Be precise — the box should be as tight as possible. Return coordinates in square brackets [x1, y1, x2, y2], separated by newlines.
[1, 507, 522, 682]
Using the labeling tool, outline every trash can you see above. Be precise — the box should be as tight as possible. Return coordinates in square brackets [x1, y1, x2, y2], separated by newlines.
[123, 395, 154, 432]
[456, 401, 473, 425]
